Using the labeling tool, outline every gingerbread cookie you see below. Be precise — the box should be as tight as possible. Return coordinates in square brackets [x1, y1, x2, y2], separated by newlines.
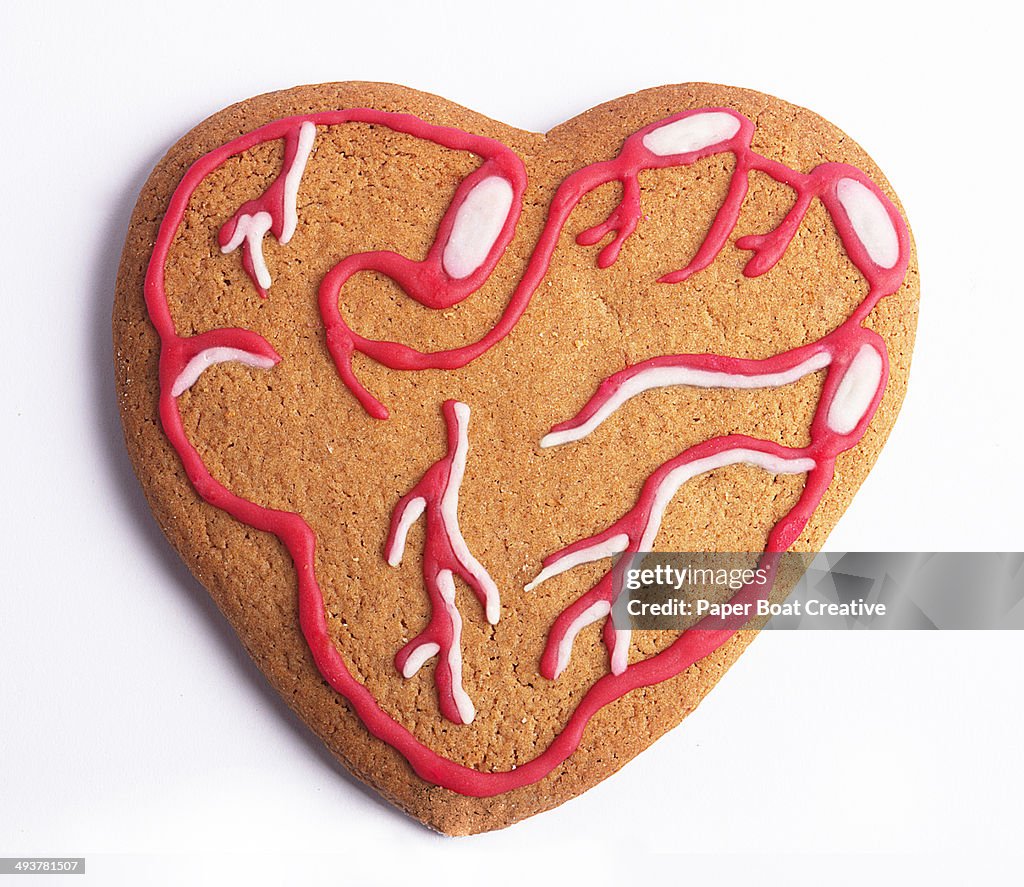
[114, 82, 918, 834]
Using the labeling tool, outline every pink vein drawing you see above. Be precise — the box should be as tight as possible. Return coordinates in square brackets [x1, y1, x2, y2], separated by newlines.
[144, 105, 911, 796]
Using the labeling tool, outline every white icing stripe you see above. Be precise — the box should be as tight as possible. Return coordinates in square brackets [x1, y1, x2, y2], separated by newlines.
[442, 176, 514, 279]
[386, 496, 426, 567]
[638, 450, 817, 550]
[836, 178, 899, 269]
[221, 211, 273, 290]
[280, 121, 316, 244]
[541, 351, 832, 448]
[171, 347, 277, 397]
[401, 642, 440, 678]
[555, 600, 611, 678]
[438, 570, 475, 724]
[609, 627, 631, 675]
[642, 112, 741, 157]
[441, 402, 501, 624]
[827, 344, 883, 434]
[524, 533, 630, 591]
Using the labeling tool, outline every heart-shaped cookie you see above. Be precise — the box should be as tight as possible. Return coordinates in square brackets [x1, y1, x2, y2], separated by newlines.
[114, 82, 918, 834]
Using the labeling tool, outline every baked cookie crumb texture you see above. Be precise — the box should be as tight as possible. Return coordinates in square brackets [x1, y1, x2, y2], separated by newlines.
[114, 82, 918, 834]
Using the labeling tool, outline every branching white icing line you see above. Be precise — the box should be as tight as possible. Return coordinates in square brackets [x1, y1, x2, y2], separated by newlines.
[281, 121, 316, 244]
[642, 111, 742, 157]
[442, 402, 502, 625]
[836, 178, 899, 269]
[171, 347, 278, 397]
[383, 401, 501, 724]
[438, 570, 476, 724]
[220, 121, 316, 292]
[221, 212, 274, 290]
[524, 533, 630, 591]
[540, 351, 833, 448]
[827, 344, 884, 434]
[615, 449, 813, 675]
[532, 448, 817, 677]
[442, 176, 514, 279]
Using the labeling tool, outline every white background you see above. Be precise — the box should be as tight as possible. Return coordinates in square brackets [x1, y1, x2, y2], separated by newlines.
[2, 1, 1022, 883]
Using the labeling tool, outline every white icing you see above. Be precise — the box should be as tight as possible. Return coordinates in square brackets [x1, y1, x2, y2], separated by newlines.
[442, 176, 514, 280]
[638, 450, 816, 551]
[554, 600, 612, 679]
[541, 351, 832, 448]
[440, 402, 501, 625]
[386, 496, 426, 567]
[642, 112, 741, 157]
[524, 533, 630, 592]
[826, 344, 883, 434]
[220, 211, 273, 290]
[438, 570, 475, 724]
[280, 121, 316, 244]
[835, 178, 899, 269]
[171, 347, 277, 397]
[609, 627, 631, 675]
[401, 641, 441, 678]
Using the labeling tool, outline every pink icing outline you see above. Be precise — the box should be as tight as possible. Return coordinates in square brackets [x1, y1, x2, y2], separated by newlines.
[143, 105, 911, 797]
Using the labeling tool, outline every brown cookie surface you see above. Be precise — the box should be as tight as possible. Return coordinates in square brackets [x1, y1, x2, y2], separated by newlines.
[114, 81, 918, 834]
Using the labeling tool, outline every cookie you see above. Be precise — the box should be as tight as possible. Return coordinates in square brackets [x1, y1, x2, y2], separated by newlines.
[113, 82, 918, 834]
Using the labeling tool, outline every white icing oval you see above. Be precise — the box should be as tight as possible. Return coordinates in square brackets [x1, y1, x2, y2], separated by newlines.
[641, 112, 741, 157]
[835, 178, 899, 269]
[442, 176, 514, 279]
[827, 345, 884, 434]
